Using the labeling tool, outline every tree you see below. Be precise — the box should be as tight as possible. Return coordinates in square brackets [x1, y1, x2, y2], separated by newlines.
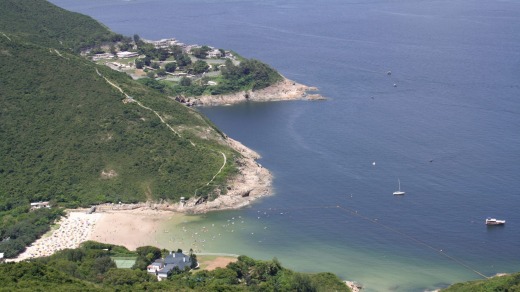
[147, 71, 156, 78]
[138, 77, 166, 92]
[191, 60, 209, 74]
[133, 246, 162, 270]
[158, 49, 169, 61]
[103, 269, 156, 286]
[135, 59, 144, 69]
[175, 53, 192, 67]
[190, 254, 198, 269]
[179, 77, 192, 87]
[119, 37, 132, 51]
[191, 46, 210, 59]
[90, 46, 104, 54]
[143, 56, 152, 66]
[164, 62, 176, 73]
[219, 49, 226, 57]
[151, 62, 160, 69]
[156, 69, 167, 77]
[133, 34, 141, 44]
[170, 45, 183, 58]
[291, 273, 317, 292]
[137, 43, 156, 58]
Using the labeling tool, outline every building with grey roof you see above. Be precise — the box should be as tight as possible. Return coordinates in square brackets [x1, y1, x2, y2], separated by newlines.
[147, 251, 192, 279]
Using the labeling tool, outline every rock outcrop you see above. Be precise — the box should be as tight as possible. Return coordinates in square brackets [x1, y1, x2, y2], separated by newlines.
[192, 78, 325, 106]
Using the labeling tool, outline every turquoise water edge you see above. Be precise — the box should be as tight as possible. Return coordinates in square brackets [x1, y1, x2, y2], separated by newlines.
[50, 0, 520, 291]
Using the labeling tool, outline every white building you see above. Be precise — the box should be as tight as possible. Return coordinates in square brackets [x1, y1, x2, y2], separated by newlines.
[117, 51, 139, 58]
[30, 201, 50, 210]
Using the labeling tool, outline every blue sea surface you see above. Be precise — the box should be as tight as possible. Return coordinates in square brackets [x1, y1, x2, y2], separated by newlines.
[51, 0, 520, 290]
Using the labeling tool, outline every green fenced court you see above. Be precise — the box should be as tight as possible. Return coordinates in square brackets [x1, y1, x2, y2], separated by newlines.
[111, 257, 137, 269]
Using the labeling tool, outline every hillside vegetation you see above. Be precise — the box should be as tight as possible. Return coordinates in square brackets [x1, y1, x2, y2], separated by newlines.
[442, 273, 520, 292]
[165, 58, 284, 97]
[0, 0, 239, 257]
[0, 0, 123, 52]
[0, 241, 349, 291]
[0, 35, 236, 207]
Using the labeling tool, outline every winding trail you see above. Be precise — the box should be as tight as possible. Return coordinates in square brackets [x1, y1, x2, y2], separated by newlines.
[95, 68, 228, 196]
[95, 68, 183, 139]
[52, 49, 69, 60]
[194, 151, 227, 196]
[1, 32, 12, 41]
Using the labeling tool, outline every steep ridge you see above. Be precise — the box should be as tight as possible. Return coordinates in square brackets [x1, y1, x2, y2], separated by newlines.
[0, 0, 121, 52]
[0, 2, 245, 208]
[0, 0, 274, 259]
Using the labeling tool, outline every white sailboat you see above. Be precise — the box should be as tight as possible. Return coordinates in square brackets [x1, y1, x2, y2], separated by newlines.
[393, 179, 405, 195]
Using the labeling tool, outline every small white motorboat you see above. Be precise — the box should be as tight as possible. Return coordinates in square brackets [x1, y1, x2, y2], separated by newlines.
[485, 218, 506, 226]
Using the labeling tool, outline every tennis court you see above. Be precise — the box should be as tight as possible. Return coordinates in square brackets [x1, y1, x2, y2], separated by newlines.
[111, 257, 136, 269]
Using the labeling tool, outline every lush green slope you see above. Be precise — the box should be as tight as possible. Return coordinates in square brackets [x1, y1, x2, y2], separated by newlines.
[0, 242, 349, 291]
[0, 0, 122, 52]
[0, 0, 239, 258]
[0, 35, 236, 208]
[443, 273, 520, 292]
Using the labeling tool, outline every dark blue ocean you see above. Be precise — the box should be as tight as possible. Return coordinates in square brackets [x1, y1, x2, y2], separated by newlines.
[51, 0, 520, 290]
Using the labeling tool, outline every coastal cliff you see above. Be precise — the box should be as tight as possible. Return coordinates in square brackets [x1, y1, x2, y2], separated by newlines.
[192, 78, 325, 106]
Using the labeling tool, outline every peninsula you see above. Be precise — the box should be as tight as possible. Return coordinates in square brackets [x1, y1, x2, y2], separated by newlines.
[89, 37, 325, 106]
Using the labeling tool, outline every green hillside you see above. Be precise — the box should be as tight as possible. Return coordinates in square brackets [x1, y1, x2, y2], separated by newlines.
[0, 242, 349, 291]
[442, 273, 520, 292]
[0, 0, 122, 52]
[0, 0, 241, 257]
[0, 34, 236, 207]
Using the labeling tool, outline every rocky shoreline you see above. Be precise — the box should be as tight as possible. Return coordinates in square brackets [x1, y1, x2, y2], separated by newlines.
[190, 78, 325, 106]
[178, 136, 273, 213]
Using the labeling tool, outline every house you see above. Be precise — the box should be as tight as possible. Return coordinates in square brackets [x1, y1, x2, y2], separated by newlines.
[30, 201, 50, 210]
[146, 261, 164, 273]
[151, 38, 178, 49]
[207, 49, 222, 58]
[92, 53, 115, 61]
[117, 51, 139, 58]
[147, 251, 192, 279]
[185, 45, 201, 54]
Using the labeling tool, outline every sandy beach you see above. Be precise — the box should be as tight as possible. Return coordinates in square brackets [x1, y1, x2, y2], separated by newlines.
[10, 211, 101, 262]
[88, 208, 182, 250]
[9, 208, 239, 273]
[8, 208, 198, 262]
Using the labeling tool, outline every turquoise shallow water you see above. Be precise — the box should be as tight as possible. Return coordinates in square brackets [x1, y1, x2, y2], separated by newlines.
[51, 0, 520, 290]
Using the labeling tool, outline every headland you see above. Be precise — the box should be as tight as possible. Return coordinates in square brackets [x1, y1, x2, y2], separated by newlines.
[192, 77, 325, 106]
